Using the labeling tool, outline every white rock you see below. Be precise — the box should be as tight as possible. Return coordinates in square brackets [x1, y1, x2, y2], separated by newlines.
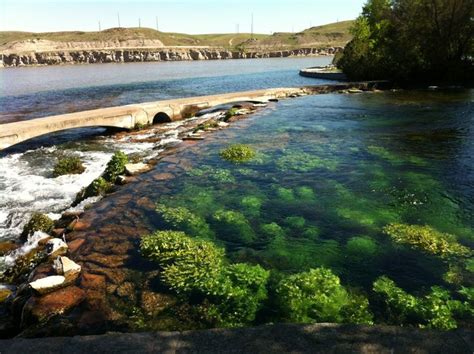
[218, 122, 229, 127]
[46, 238, 68, 258]
[29, 275, 66, 295]
[125, 163, 152, 176]
[53, 256, 81, 282]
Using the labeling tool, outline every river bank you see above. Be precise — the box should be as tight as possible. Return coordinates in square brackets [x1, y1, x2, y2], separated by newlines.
[1, 323, 472, 353]
[0, 47, 341, 68]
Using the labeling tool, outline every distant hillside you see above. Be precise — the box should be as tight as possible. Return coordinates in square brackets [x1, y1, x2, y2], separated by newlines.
[0, 21, 354, 53]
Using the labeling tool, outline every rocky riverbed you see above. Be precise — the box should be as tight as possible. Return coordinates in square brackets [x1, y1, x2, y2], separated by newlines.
[0, 47, 341, 67]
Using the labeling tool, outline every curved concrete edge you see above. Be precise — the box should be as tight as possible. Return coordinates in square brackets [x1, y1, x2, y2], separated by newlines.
[0, 87, 300, 150]
[300, 67, 348, 81]
[1, 323, 472, 354]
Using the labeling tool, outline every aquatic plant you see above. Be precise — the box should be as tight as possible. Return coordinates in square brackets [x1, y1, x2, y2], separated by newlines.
[367, 145, 404, 164]
[373, 276, 470, 330]
[383, 223, 472, 260]
[276, 150, 337, 172]
[259, 222, 285, 243]
[103, 151, 128, 182]
[155, 204, 214, 239]
[276, 268, 373, 324]
[21, 213, 54, 240]
[53, 155, 85, 177]
[224, 107, 239, 121]
[275, 187, 295, 202]
[140, 230, 269, 326]
[240, 196, 263, 217]
[284, 216, 306, 231]
[188, 166, 235, 183]
[345, 236, 378, 259]
[84, 177, 113, 199]
[295, 186, 316, 200]
[212, 210, 255, 244]
[219, 144, 256, 163]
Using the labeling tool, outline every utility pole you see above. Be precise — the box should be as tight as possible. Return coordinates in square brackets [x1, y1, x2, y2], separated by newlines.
[139, 18, 141, 28]
[236, 23, 239, 34]
[117, 13, 121, 27]
[156, 16, 159, 31]
[251, 13, 254, 40]
[98, 20, 101, 31]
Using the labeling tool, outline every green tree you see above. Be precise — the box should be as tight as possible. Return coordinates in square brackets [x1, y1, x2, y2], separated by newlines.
[339, 0, 473, 82]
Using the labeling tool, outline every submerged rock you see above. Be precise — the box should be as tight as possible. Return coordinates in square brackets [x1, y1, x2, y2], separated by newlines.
[29, 275, 66, 295]
[0, 241, 19, 256]
[125, 163, 152, 176]
[22, 286, 85, 324]
[0, 286, 13, 303]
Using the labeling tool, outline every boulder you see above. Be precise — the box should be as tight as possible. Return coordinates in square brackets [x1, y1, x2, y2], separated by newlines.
[125, 163, 152, 176]
[53, 256, 81, 282]
[0, 241, 19, 256]
[45, 238, 68, 258]
[22, 286, 85, 324]
[29, 275, 66, 295]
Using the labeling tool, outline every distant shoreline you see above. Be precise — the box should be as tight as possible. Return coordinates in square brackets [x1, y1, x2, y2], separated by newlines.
[0, 47, 340, 68]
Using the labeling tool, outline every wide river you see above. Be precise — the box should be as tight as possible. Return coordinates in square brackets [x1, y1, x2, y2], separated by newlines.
[0, 57, 473, 335]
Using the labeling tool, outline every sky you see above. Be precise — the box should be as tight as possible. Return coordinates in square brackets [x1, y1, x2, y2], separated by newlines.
[0, 0, 366, 34]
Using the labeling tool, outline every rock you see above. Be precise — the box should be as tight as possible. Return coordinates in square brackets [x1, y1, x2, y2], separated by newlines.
[45, 238, 68, 258]
[140, 291, 176, 316]
[22, 286, 85, 324]
[0, 241, 18, 256]
[348, 88, 363, 93]
[51, 228, 65, 237]
[153, 172, 174, 181]
[125, 163, 152, 176]
[67, 238, 85, 253]
[53, 256, 81, 282]
[29, 275, 66, 295]
[0, 286, 13, 303]
[218, 122, 229, 127]
[29, 263, 55, 282]
[116, 282, 136, 301]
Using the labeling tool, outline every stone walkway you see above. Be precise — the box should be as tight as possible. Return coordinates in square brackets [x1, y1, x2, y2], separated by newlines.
[1, 323, 473, 353]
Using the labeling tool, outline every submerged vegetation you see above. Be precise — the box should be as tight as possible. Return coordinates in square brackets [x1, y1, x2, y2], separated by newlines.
[383, 223, 472, 260]
[219, 144, 256, 163]
[21, 213, 54, 240]
[53, 155, 85, 177]
[74, 151, 128, 204]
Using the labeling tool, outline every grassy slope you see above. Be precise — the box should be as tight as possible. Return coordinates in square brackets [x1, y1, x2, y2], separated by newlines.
[0, 21, 353, 50]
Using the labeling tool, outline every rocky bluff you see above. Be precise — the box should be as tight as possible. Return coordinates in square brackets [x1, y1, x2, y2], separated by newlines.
[0, 47, 341, 67]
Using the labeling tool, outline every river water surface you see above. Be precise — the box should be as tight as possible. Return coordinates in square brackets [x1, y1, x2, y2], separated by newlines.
[0, 57, 473, 334]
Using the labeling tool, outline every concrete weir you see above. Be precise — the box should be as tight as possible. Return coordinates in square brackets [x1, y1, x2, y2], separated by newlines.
[0, 82, 390, 150]
[0, 88, 301, 150]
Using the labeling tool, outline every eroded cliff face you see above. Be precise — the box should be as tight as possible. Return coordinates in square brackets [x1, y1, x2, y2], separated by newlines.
[0, 47, 342, 67]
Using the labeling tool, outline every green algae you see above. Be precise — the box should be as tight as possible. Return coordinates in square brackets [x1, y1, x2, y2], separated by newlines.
[276, 150, 338, 172]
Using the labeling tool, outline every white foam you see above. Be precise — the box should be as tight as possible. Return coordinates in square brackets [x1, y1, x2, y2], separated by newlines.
[1, 231, 50, 269]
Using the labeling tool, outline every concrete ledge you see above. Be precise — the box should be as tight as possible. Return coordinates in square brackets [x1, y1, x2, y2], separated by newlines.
[1, 323, 472, 353]
[300, 67, 348, 81]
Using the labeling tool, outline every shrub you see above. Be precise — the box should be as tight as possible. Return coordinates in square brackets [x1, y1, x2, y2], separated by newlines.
[140, 230, 269, 326]
[219, 144, 256, 163]
[21, 213, 54, 240]
[103, 151, 128, 182]
[373, 276, 468, 330]
[212, 210, 255, 244]
[53, 156, 85, 177]
[276, 268, 373, 324]
[383, 223, 472, 260]
[155, 204, 214, 238]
